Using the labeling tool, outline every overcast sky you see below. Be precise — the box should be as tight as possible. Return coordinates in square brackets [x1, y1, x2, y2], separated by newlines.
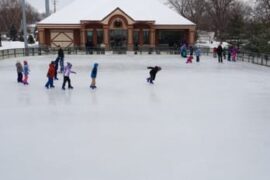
[27, 0, 75, 13]
[27, 0, 256, 13]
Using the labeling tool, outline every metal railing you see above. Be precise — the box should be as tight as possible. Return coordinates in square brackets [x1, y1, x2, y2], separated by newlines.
[0, 46, 269, 67]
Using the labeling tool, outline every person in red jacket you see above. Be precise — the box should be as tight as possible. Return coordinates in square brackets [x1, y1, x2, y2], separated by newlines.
[45, 61, 55, 89]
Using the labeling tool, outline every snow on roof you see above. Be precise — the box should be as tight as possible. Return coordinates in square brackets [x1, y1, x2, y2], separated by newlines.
[39, 0, 195, 25]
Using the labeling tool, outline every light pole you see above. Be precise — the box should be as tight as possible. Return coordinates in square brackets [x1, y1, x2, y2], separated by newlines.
[21, 0, 28, 52]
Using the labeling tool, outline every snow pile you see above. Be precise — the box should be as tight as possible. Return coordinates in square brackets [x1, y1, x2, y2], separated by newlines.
[0, 41, 38, 50]
[0, 55, 270, 180]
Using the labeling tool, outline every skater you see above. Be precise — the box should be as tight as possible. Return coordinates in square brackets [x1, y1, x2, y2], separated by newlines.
[231, 47, 238, 62]
[227, 46, 232, 61]
[15, 61, 23, 83]
[90, 63, 99, 89]
[147, 66, 162, 84]
[23, 60, 30, 85]
[62, 62, 76, 90]
[217, 44, 223, 63]
[180, 44, 187, 58]
[195, 47, 201, 62]
[54, 57, 59, 80]
[186, 55, 193, 63]
[189, 45, 194, 56]
[58, 46, 64, 73]
[45, 61, 55, 89]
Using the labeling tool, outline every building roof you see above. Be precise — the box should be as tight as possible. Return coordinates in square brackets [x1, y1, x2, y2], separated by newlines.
[39, 0, 195, 25]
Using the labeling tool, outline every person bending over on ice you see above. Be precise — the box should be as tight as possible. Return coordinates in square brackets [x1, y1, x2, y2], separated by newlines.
[90, 63, 99, 89]
[147, 66, 162, 84]
[186, 55, 193, 63]
[15, 61, 23, 83]
[45, 61, 55, 89]
[62, 62, 76, 90]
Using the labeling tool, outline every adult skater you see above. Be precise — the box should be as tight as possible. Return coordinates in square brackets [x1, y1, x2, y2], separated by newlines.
[54, 57, 59, 80]
[15, 61, 23, 83]
[62, 62, 76, 90]
[90, 63, 99, 89]
[217, 44, 223, 63]
[45, 61, 55, 89]
[147, 66, 162, 84]
[195, 47, 201, 62]
[23, 60, 30, 85]
[58, 46, 64, 73]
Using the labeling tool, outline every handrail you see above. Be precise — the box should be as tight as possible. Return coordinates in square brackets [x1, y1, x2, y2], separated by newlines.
[0, 46, 269, 67]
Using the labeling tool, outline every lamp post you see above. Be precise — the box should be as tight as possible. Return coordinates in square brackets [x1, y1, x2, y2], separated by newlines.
[21, 0, 28, 53]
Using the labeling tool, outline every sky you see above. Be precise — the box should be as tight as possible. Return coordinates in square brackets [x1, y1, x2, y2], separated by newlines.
[27, 0, 256, 13]
[26, 0, 75, 13]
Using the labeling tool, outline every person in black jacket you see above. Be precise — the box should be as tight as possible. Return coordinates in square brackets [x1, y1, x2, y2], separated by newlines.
[217, 44, 223, 63]
[58, 46, 64, 73]
[147, 66, 162, 84]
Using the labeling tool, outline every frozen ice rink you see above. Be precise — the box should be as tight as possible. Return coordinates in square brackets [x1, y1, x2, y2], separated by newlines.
[0, 54, 270, 180]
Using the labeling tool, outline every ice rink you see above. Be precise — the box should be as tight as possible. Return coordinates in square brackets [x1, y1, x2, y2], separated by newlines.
[0, 54, 270, 180]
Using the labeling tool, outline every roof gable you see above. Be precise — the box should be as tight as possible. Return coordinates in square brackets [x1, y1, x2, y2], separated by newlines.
[101, 8, 135, 25]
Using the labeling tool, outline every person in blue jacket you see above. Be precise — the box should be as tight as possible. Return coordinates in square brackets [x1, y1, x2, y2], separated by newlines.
[195, 47, 201, 62]
[90, 63, 99, 89]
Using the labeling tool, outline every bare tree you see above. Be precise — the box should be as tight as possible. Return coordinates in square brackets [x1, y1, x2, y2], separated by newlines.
[167, 0, 207, 29]
[0, 0, 40, 34]
[254, 0, 270, 24]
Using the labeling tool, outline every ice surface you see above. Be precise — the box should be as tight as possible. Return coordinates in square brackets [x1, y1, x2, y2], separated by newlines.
[0, 54, 270, 180]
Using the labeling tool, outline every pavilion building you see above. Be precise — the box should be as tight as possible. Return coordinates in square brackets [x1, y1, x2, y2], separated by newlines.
[37, 0, 196, 50]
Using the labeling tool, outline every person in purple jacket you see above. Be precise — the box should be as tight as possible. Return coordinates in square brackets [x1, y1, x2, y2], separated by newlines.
[62, 62, 76, 90]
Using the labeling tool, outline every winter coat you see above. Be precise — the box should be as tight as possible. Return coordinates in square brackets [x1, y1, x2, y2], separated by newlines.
[148, 66, 161, 76]
[217, 45, 223, 56]
[23, 64, 29, 75]
[16, 62, 23, 73]
[58, 48, 64, 58]
[47, 64, 55, 78]
[195, 48, 201, 57]
[91, 63, 98, 78]
[64, 63, 74, 77]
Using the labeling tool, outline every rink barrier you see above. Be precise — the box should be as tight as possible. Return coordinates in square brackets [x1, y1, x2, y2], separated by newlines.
[0, 46, 269, 67]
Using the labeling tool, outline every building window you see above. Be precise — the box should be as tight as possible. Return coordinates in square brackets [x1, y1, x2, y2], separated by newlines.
[158, 30, 184, 47]
[133, 30, 139, 46]
[143, 30, 150, 44]
[87, 31, 93, 42]
[113, 18, 123, 28]
[97, 29, 104, 45]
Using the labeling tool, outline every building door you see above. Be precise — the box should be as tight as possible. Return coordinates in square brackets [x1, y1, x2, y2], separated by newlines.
[109, 29, 127, 49]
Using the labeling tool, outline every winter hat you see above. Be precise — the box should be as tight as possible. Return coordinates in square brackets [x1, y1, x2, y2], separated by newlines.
[94, 63, 98, 67]
[23, 60, 27, 64]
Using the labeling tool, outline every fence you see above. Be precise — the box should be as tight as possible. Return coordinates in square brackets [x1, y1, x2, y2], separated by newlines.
[0, 46, 269, 67]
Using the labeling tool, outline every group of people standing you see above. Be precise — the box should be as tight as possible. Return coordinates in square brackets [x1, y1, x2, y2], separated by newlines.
[214, 44, 238, 63]
[15, 60, 29, 85]
[180, 44, 202, 64]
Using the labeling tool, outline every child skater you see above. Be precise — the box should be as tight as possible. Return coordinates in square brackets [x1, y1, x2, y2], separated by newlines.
[62, 62, 76, 90]
[15, 61, 23, 83]
[23, 60, 30, 85]
[147, 66, 162, 84]
[195, 47, 201, 62]
[186, 55, 193, 63]
[90, 63, 99, 89]
[45, 61, 55, 89]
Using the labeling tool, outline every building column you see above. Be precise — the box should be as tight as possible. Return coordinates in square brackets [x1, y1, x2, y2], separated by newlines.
[150, 28, 156, 48]
[80, 28, 86, 47]
[128, 25, 133, 51]
[103, 25, 109, 50]
[188, 29, 195, 45]
[38, 28, 45, 47]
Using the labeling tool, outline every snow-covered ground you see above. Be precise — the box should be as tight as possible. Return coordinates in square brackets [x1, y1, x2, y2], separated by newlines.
[0, 41, 38, 50]
[0, 55, 270, 180]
